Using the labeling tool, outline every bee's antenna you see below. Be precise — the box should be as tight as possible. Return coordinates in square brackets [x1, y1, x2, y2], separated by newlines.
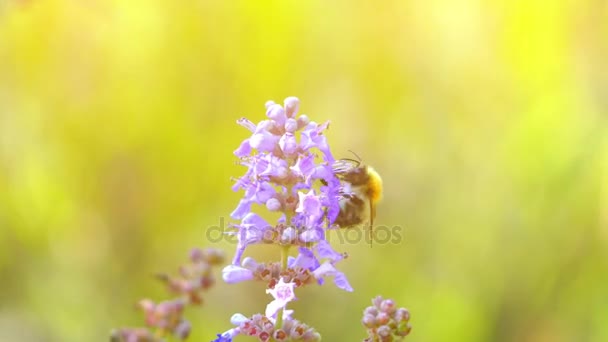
[348, 150, 362, 162]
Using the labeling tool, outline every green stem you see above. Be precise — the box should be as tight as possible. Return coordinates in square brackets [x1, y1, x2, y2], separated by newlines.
[280, 245, 290, 270]
[275, 245, 291, 332]
[275, 183, 295, 334]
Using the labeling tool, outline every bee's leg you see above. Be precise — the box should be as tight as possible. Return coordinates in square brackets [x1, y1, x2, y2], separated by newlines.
[369, 200, 375, 247]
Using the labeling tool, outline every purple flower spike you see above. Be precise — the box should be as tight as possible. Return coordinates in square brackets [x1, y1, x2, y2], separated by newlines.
[228, 97, 350, 291]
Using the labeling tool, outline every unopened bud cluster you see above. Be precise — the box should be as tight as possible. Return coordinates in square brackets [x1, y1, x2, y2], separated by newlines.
[362, 296, 412, 342]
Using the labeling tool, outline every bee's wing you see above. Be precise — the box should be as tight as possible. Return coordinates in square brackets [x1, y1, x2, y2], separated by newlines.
[332, 159, 360, 175]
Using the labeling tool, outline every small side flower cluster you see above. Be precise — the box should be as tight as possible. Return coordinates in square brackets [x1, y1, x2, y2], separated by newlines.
[231, 313, 320, 342]
[157, 248, 224, 305]
[215, 97, 350, 341]
[214, 280, 320, 342]
[362, 296, 412, 342]
[111, 248, 224, 342]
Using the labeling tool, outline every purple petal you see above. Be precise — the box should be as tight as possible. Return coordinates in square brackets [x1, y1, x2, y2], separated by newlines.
[300, 227, 322, 243]
[314, 135, 334, 163]
[230, 313, 249, 326]
[266, 104, 286, 126]
[311, 262, 352, 291]
[284, 118, 298, 133]
[300, 123, 318, 150]
[296, 190, 323, 222]
[230, 199, 251, 220]
[297, 114, 310, 129]
[266, 198, 281, 211]
[222, 265, 254, 283]
[312, 261, 336, 278]
[255, 182, 276, 203]
[231, 172, 251, 192]
[290, 212, 307, 229]
[238, 213, 271, 245]
[254, 119, 275, 133]
[242, 256, 259, 270]
[242, 212, 270, 230]
[284, 96, 300, 118]
[265, 300, 284, 319]
[325, 200, 340, 225]
[232, 245, 245, 265]
[333, 270, 353, 292]
[281, 227, 297, 243]
[317, 120, 330, 133]
[321, 177, 341, 215]
[300, 121, 334, 163]
[310, 165, 333, 182]
[234, 139, 252, 157]
[287, 256, 296, 268]
[279, 133, 298, 155]
[249, 132, 279, 152]
[237, 118, 256, 132]
[259, 155, 288, 178]
[290, 154, 315, 178]
[316, 240, 343, 262]
[293, 247, 320, 270]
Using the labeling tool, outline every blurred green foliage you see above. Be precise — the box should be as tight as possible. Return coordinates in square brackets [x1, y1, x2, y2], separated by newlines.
[1, 0, 607, 341]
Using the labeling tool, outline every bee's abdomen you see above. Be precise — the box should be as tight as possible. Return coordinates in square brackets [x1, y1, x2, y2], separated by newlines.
[334, 195, 366, 227]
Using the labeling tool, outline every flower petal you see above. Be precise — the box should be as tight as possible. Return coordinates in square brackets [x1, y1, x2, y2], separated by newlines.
[316, 240, 343, 262]
[266, 104, 286, 126]
[234, 138, 252, 157]
[222, 265, 254, 283]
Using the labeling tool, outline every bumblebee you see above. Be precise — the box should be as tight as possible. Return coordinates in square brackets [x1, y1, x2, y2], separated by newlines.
[332, 156, 383, 243]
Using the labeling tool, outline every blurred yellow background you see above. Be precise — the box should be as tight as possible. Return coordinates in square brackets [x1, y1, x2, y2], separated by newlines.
[1, 0, 607, 341]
